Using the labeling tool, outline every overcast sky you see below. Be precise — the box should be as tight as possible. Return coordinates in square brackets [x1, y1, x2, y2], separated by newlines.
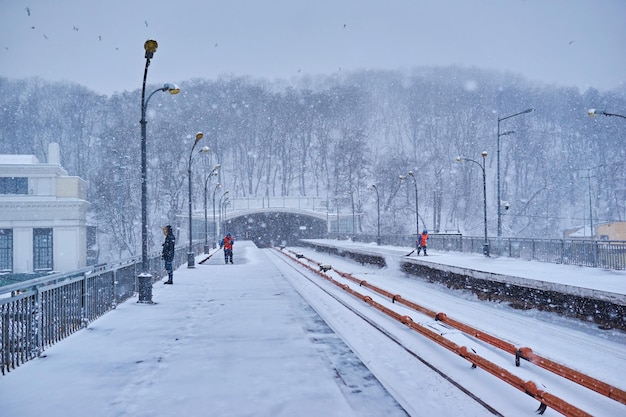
[1, 0, 625, 95]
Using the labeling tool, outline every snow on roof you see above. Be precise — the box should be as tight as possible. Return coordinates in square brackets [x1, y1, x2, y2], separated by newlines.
[569, 225, 593, 237]
[0, 155, 39, 164]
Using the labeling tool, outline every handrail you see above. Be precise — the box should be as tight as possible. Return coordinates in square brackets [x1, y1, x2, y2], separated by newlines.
[1, 241, 204, 375]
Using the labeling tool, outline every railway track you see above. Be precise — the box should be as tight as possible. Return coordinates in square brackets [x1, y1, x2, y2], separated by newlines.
[268, 246, 626, 417]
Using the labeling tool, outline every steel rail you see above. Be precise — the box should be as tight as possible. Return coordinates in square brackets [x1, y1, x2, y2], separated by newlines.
[283, 247, 626, 406]
[276, 247, 607, 416]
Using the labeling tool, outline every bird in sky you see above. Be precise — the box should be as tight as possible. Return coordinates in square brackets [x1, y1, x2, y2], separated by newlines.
[25, 7, 31, 17]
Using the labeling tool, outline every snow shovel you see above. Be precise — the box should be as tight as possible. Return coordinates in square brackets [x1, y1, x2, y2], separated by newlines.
[199, 247, 222, 264]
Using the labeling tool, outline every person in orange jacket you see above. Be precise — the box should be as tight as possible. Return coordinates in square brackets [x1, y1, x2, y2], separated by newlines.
[417, 229, 428, 256]
[220, 232, 235, 264]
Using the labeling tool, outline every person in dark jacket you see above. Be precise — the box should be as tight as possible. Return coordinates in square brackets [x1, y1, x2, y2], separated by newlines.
[416, 229, 428, 256]
[220, 232, 235, 264]
[162, 225, 175, 284]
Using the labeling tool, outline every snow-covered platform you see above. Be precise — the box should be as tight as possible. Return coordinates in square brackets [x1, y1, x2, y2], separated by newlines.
[0, 241, 408, 417]
[3, 240, 625, 416]
[302, 239, 626, 329]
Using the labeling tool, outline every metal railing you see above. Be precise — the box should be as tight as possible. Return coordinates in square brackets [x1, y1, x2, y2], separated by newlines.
[0, 242, 202, 375]
[350, 234, 626, 270]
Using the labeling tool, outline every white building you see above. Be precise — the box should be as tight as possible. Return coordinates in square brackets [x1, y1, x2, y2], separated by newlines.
[0, 143, 91, 274]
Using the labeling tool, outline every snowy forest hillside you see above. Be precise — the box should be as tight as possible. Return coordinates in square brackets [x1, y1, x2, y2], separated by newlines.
[1, 66, 624, 260]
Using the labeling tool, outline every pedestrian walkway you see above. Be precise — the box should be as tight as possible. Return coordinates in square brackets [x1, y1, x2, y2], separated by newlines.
[0, 241, 407, 417]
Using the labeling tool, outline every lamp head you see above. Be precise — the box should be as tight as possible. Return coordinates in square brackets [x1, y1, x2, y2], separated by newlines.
[144, 39, 158, 59]
[587, 109, 605, 117]
[481, 151, 488, 158]
[195, 132, 204, 141]
[214, 164, 222, 170]
[408, 170, 415, 177]
[399, 175, 405, 180]
[163, 83, 180, 94]
[199, 146, 210, 153]
[455, 156, 462, 162]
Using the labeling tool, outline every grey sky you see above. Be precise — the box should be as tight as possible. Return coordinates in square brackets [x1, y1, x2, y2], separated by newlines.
[1, 0, 625, 95]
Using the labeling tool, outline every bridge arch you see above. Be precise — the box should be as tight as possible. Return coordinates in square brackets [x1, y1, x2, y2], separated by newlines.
[221, 208, 328, 248]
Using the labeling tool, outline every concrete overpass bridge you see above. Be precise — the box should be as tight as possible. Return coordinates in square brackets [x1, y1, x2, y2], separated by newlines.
[182, 196, 360, 248]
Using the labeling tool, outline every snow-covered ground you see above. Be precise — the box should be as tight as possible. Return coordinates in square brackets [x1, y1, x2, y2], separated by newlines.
[0, 240, 624, 416]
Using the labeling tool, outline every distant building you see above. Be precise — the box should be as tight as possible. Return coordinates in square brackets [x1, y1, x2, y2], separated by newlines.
[596, 222, 626, 240]
[0, 143, 93, 274]
[563, 221, 626, 241]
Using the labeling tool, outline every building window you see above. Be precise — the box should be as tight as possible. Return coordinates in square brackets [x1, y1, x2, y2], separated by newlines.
[33, 228, 53, 271]
[0, 229, 12, 272]
[0, 177, 28, 194]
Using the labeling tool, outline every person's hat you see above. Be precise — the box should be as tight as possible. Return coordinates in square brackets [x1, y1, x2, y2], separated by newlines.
[423, 229, 428, 234]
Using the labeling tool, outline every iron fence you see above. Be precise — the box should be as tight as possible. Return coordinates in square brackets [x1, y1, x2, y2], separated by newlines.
[0, 241, 202, 375]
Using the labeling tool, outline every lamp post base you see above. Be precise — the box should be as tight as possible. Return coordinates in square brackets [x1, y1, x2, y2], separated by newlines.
[204, 244, 210, 254]
[137, 272, 154, 304]
[483, 243, 490, 257]
[187, 251, 195, 268]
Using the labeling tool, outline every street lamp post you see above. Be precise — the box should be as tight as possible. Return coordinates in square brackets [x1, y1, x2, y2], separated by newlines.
[370, 184, 381, 245]
[585, 173, 594, 239]
[218, 191, 230, 241]
[587, 109, 626, 119]
[346, 191, 355, 237]
[203, 164, 221, 253]
[574, 165, 604, 239]
[456, 152, 489, 256]
[187, 132, 204, 268]
[332, 197, 340, 235]
[497, 108, 533, 237]
[138, 39, 179, 303]
[399, 171, 420, 238]
[212, 183, 222, 248]
[336, 199, 340, 234]
[221, 197, 230, 238]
